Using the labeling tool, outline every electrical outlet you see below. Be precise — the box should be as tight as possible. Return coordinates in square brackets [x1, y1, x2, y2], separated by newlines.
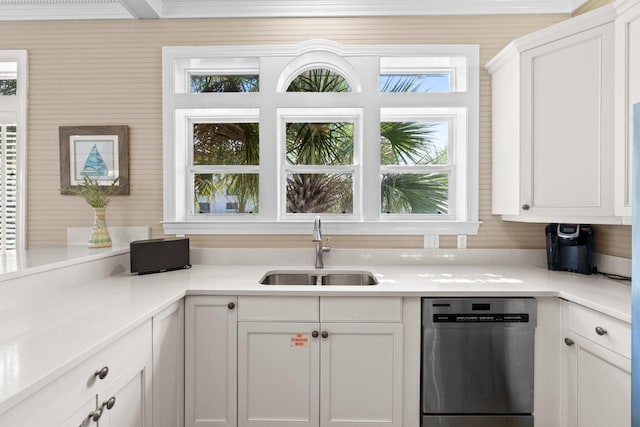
[424, 235, 439, 249]
[457, 235, 467, 249]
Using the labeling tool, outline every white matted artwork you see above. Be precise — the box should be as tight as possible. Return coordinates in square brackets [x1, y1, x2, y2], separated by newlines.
[59, 125, 129, 194]
[69, 134, 120, 185]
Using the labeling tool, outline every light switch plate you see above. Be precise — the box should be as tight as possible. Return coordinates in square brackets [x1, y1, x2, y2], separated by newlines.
[457, 235, 467, 249]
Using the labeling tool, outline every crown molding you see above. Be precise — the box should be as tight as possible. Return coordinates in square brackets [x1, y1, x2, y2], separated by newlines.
[0, 2, 130, 20]
[0, 0, 581, 21]
[161, 0, 576, 18]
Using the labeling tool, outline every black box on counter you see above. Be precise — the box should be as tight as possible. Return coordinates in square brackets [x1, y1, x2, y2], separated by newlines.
[130, 238, 191, 275]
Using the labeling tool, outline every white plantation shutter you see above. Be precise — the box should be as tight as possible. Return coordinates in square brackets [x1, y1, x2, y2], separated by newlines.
[0, 124, 17, 250]
[0, 50, 27, 251]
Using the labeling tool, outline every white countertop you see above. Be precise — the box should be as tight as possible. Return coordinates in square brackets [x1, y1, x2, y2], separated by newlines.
[0, 245, 129, 283]
[0, 248, 632, 416]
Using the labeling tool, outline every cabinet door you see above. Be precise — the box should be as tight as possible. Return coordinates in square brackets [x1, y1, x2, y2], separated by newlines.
[97, 353, 153, 427]
[319, 323, 403, 427]
[59, 397, 98, 427]
[565, 333, 631, 427]
[185, 296, 237, 427]
[615, 0, 640, 219]
[153, 300, 184, 427]
[520, 23, 615, 220]
[238, 322, 320, 427]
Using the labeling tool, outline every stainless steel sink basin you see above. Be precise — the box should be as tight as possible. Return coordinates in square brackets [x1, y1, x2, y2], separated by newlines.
[259, 270, 378, 286]
[320, 272, 378, 286]
[259, 271, 318, 285]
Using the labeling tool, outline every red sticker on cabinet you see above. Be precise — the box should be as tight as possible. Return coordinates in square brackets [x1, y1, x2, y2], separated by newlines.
[290, 333, 309, 347]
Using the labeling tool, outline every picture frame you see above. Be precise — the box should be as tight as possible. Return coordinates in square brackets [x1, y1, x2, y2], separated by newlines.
[59, 125, 129, 195]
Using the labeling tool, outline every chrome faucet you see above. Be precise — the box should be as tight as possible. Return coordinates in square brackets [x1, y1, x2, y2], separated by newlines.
[312, 216, 331, 269]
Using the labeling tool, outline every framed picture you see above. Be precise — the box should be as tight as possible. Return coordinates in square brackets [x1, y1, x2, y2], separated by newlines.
[59, 125, 129, 194]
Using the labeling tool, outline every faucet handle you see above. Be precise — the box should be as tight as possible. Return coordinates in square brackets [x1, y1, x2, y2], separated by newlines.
[312, 216, 322, 241]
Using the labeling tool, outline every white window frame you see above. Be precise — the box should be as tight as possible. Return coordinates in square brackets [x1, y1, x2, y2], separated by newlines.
[162, 40, 479, 235]
[0, 51, 27, 251]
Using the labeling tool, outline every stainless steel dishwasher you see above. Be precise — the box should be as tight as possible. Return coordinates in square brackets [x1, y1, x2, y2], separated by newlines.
[421, 297, 537, 427]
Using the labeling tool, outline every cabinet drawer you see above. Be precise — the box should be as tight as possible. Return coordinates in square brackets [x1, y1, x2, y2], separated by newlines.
[567, 302, 630, 358]
[238, 296, 319, 321]
[321, 297, 403, 322]
[0, 320, 151, 425]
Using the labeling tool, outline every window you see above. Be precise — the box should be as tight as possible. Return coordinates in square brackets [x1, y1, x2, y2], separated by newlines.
[0, 52, 26, 251]
[281, 109, 360, 215]
[163, 41, 479, 235]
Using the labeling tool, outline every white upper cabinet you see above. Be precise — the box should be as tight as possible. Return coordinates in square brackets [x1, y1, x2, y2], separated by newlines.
[487, 6, 621, 224]
[615, 0, 640, 223]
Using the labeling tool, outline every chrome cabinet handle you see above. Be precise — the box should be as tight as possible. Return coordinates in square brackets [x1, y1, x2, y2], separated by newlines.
[312, 331, 319, 338]
[564, 337, 574, 346]
[595, 326, 607, 336]
[94, 366, 109, 380]
[321, 331, 329, 339]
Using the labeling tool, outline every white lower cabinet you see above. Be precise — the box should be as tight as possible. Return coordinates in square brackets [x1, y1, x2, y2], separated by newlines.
[0, 320, 152, 427]
[94, 353, 153, 427]
[153, 300, 185, 427]
[562, 301, 631, 427]
[238, 321, 320, 427]
[185, 296, 238, 427]
[319, 322, 403, 427]
[237, 296, 403, 427]
[60, 398, 100, 427]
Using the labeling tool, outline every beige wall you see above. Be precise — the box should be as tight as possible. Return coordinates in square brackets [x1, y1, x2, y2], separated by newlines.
[0, 15, 630, 257]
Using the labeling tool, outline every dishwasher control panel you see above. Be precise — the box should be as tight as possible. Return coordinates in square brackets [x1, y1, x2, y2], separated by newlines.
[433, 313, 530, 322]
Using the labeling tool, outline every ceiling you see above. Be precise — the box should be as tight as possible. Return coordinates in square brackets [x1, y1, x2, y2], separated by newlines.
[0, 0, 586, 20]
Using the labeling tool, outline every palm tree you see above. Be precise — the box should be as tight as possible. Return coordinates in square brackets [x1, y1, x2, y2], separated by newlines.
[193, 122, 259, 213]
[286, 68, 350, 92]
[191, 75, 258, 93]
[380, 120, 449, 214]
[192, 69, 449, 215]
[0, 79, 16, 96]
[286, 69, 449, 214]
[286, 173, 352, 213]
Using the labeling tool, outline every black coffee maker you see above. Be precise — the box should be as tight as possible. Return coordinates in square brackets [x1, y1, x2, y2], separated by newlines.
[545, 223, 594, 275]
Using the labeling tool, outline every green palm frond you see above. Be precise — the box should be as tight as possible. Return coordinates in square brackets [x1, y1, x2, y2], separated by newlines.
[380, 121, 436, 165]
[380, 75, 421, 93]
[287, 68, 351, 92]
[62, 175, 120, 208]
[381, 173, 448, 214]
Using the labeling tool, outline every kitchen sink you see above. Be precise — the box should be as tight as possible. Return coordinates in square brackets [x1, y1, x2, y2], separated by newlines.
[259, 270, 378, 286]
[320, 272, 378, 286]
[259, 272, 318, 286]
